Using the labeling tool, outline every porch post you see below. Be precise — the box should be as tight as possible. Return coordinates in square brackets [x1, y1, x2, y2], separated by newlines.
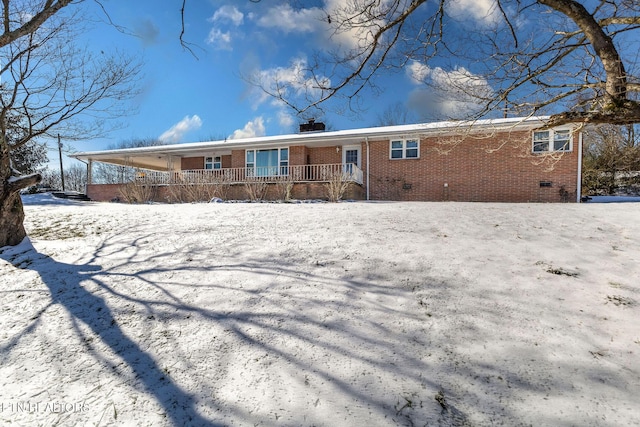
[87, 159, 93, 185]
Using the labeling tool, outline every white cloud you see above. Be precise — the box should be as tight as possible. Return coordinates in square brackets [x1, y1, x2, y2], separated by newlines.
[210, 5, 244, 26]
[229, 117, 266, 140]
[277, 111, 295, 129]
[447, 0, 501, 25]
[206, 28, 232, 50]
[255, 4, 325, 34]
[252, 1, 383, 51]
[406, 60, 494, 118]
[408, 61, 431, 84]
[158, 115, 202, 143]
[205, 6, 243, 49]
[249, 57, 331, 110]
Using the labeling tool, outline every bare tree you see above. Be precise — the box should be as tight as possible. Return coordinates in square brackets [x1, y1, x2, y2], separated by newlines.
[39, 163, 88, 193]
[374, 102, 416, 126]
[246, 1, 640, 127]
[63, 164, 88, 193]
[583, 124, 640, 195]
[89, 137, 164, 184]
[1, 1, 139, 247]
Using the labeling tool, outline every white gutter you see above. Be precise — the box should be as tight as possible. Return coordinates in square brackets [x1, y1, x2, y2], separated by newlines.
[577, 131, 583, 202]
[70, 116, 552, 161]
[365, 137, 370, 201]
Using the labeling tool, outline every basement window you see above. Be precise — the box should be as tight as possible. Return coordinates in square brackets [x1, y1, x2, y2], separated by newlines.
[390, 139, 420, 159]
[533, 129, 572, 153]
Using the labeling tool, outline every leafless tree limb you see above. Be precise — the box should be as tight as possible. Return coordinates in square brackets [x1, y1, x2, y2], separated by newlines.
[243, 0, 640, 127]
[1, 0, 140, 246]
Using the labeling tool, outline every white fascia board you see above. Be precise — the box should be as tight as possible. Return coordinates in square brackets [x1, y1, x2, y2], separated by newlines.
[71, 116, 553, 162]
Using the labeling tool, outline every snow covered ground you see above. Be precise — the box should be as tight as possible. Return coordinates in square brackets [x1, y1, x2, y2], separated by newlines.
[1, 194, 639, 426]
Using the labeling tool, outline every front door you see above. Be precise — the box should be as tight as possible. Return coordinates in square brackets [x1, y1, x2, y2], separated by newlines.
[342, 145, 361, 174]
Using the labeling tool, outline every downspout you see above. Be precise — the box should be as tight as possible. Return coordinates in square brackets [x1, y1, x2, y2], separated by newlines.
[365, 137, 370, 201]
[576, 131, 583, 202]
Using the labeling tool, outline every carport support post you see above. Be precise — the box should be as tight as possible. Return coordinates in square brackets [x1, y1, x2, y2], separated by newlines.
[87, 159, 93, 186]
[58, 134, 65, 192]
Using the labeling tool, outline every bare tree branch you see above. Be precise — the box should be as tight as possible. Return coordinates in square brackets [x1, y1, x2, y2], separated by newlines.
[247, 0, 640, 126]
[1, 0, 140, 247]
[0, 0, 73, 48]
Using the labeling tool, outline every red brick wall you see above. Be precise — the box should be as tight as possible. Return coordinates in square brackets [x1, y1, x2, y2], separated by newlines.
[182, 155, 232, 169]
[86, 184, 123, 202]
[365, 130, 579, 202]
[224, 182, 360, 200]
[290, 145, 307, 166]
[87, 182, 364, 202]
[231, 150, 245, 168]
[307, 146, 341, 165]
[88, 129, 580, 203]
[86, 184, 172, 202]
[181, 157, 204, 170]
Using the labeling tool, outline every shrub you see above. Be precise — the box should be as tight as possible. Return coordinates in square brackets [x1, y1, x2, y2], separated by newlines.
[324, 170, 352, 202]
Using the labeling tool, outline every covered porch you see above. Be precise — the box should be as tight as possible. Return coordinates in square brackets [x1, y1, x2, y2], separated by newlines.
[83, 162, 365, 202]
[133, 163, 364, 186]
[72, 125, 377, 202]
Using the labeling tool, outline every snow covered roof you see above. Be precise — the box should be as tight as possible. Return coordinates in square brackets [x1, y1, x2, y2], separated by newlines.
[71, 116, 553, 170]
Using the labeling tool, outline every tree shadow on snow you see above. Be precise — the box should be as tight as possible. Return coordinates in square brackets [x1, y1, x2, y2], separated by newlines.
[0, 239, 219, 427]
[5, 227, 542, 426]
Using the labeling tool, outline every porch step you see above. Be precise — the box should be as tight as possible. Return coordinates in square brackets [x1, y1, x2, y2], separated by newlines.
[51, 191, 92, 201]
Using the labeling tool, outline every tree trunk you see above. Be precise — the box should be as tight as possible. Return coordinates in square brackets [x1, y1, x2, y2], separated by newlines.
[540, 0, 640, 126]
[0, 188, 28, 247]
[539, 0, 626, 103]
[1, 138, 41, 247]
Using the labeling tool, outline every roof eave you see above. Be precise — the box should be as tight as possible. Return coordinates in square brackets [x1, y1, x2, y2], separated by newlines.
[71, 115, 557, 162]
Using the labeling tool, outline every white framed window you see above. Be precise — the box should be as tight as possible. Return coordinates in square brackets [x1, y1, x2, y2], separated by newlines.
[246, 148, 289, 176]
[533, 129, 572, 153]
[205, 156, 222, 170]
[390, 138, 420, 159]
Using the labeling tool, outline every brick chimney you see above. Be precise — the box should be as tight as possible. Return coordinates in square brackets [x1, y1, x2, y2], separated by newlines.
[299, 119, 326, 133]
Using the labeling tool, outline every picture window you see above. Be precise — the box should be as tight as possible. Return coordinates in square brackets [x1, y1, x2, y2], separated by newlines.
[246, 148, 289, 176]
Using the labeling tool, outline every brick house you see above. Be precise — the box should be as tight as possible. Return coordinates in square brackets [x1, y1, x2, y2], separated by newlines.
[72, 116, 583, 203]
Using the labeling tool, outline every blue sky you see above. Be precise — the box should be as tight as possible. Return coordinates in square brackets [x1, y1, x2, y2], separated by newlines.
[65, 0, 406, 153]
[51, 0, 504, 162]
[47, 0, 637, 167]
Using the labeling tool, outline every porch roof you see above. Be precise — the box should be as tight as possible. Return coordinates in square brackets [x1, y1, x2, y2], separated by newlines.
[71, 116, 551, 171]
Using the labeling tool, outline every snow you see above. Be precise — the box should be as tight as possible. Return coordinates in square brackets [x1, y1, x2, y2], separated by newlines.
[1, 194, 639, 426]
[585, 195, 640, 203]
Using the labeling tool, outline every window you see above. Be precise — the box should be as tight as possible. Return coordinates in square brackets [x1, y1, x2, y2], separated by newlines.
[279, 147, 289, 175]
[205, 156, 221, 170]
[533, 129, 572, 153]
[553, 130, 571, 151]
[390, 139, 419, 159]
[246, 148, 289, 176]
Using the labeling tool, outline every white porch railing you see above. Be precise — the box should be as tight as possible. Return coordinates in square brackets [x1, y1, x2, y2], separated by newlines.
[134, 163, 363, 185]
